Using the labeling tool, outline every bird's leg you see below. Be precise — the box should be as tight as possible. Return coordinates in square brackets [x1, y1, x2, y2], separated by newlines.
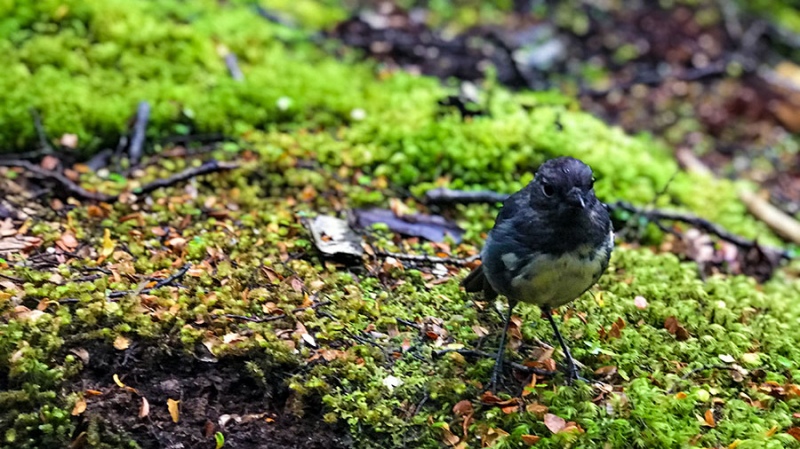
[489, 301, 517, 394]
[543, 306, 585, 385]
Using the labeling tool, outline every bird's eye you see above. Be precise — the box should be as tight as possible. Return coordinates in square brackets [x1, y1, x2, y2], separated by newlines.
[590, 177, 596, 188]
[542, 184, 555, 197]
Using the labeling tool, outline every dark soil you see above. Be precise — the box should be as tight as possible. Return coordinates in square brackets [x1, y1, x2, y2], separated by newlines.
[64, 341, 351, 449]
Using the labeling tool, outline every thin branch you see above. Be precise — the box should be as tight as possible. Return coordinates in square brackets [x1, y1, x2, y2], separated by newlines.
[0, 159, 238, 203]
[129, 101, 151, 166]
[609, 201, 792, 260]
[31, 108, 55, 154]
[424, 188, 509, 205]
[0, 160, 114, 202]
[133, 160, 239, 197]
[375, 250, 480, 266]
[224, 53, 244, 81]
[107, 263, 192, 300]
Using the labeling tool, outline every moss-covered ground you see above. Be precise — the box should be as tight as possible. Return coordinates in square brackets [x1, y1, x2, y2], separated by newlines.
[3, 1, 800, 448]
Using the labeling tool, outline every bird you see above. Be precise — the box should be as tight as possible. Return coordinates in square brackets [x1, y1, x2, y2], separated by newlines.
[461, 156, 613, 391]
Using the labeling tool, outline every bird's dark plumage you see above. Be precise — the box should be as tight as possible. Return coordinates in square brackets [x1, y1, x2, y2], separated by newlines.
[461, 156, 613, 389]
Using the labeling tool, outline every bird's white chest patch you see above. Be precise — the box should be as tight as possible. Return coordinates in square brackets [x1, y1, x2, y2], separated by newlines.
[510, 238, 610, 307]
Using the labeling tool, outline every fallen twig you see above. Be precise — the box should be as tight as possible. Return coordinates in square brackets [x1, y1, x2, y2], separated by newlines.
[375, 250, 479, 266]
[107, 263, 192, 300]
[129, 101, 150, 166]
[133, 160, 239, 197]
[220, 300, 331, 323]
[31, 108, 55, 155]
[224, 53, 244, 81]
[0, 160, 114, 202]
[0, 159, 238, 203]
[424, 187, 509, 205]
[739, 190, 800, 246]
[609, 201, 792, 260]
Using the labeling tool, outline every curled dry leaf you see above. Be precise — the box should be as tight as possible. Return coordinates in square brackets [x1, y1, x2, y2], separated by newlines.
[526, 403, 548, 417]
[452, 400, 473, 416]
[787, 427, 800, 441]
[544, 413, 566, 434]
[139, 397, 150, 418]
[521, 434, 541, 446]
[113, 335, 130, 351]
[664, 316, 690, 341]
[703, 409, 716, 427]
[71, 397, 87, 416]
[438, 423, 460, 447]
[167, 398, 180, 423]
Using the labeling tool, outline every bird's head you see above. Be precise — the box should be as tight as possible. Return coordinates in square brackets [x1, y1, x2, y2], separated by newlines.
[529, 157, 599, 217]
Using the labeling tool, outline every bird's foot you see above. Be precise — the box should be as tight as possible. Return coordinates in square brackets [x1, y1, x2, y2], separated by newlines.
[565, 362, 589, 385]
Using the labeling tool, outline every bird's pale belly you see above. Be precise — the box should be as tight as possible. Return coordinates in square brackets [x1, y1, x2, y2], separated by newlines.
[509, 244, 607, 308]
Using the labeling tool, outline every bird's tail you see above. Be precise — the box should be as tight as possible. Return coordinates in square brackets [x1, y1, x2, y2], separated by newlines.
[461, 264, 498, 301]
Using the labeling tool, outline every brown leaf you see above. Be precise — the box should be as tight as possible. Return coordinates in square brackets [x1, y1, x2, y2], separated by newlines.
[289, 276, 304, 293]
[71, 397, 87, 416]
[521, 434, 541, 445]
[594, 366, 618, 378]
[543, 413, 566, 434]
[113, 335, 130, 351]
[703, 409, 716, 428]
[664, 316, 690, 340]
[526, 403, 548, 417]
[58, 232, 78, 251]
[481, 427, 509, 447]
[438, 423, 460, 446]
[139, 397, 150, 418]
[452, 400, 473, 416]
[167, 398, 180, 423]
[787, 427, 800, 441]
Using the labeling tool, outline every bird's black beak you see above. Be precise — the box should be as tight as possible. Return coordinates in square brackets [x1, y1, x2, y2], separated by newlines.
[567, 188, 586, 209]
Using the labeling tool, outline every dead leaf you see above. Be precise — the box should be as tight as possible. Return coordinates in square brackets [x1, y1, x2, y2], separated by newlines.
[521, 434, 541, 445]
[674, 392, 688, 400]
[71, 397, 87, 416]
[481, 427, 509, 447]
[544, 413, 566, 434]
[703, 409, 716, 427]
[58, 232, 78, 251]
[787, 427, 800, 441]
[113, 335, 130, 351]
[664, 316, 690, 340]
[526, 403, 548, 417]
[438, 423, 460, 446]
[766, 425, 779, 437]
[167, 398, 180, 423]
[594, 366, 618, 378]
[139, 397, 150, 418]
[452, 400, 473, 416]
